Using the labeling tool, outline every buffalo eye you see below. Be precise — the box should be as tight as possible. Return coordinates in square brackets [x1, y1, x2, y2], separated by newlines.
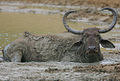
[94, 34, 100, 38]
[83, 33, 89, 37]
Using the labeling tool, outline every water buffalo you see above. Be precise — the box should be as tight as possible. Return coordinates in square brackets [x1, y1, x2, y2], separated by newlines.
[3, 8, 117, 63]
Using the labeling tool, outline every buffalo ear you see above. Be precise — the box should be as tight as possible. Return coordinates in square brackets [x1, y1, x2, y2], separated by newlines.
[72, 38, 83, 47]
[73, 41, 83, 47]
[100, 39, 115, 48]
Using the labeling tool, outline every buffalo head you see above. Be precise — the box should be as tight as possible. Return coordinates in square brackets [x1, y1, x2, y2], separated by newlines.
[63, 8, 117, 63]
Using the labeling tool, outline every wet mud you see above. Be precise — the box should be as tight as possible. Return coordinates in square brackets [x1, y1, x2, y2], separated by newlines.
[0, 52, 120, 81]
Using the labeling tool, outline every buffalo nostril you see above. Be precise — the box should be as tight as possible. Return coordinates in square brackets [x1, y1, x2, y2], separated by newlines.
[88, 46, 96, 50]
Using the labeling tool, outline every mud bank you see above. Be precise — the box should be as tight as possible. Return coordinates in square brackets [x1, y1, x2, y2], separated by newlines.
[0, 63, 120, 81]
[0, 1, 120, 14]
[0, 52, 120, 81]
[1, 0, 120, 8]
[0, 1, 120, 26]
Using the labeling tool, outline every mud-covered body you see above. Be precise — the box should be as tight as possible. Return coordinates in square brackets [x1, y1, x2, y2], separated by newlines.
[3, 32, 83, 62]
[3, 30, 115, 63]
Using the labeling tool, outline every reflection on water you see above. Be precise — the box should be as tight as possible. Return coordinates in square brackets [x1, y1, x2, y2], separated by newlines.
[100, 53, 120, 65]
